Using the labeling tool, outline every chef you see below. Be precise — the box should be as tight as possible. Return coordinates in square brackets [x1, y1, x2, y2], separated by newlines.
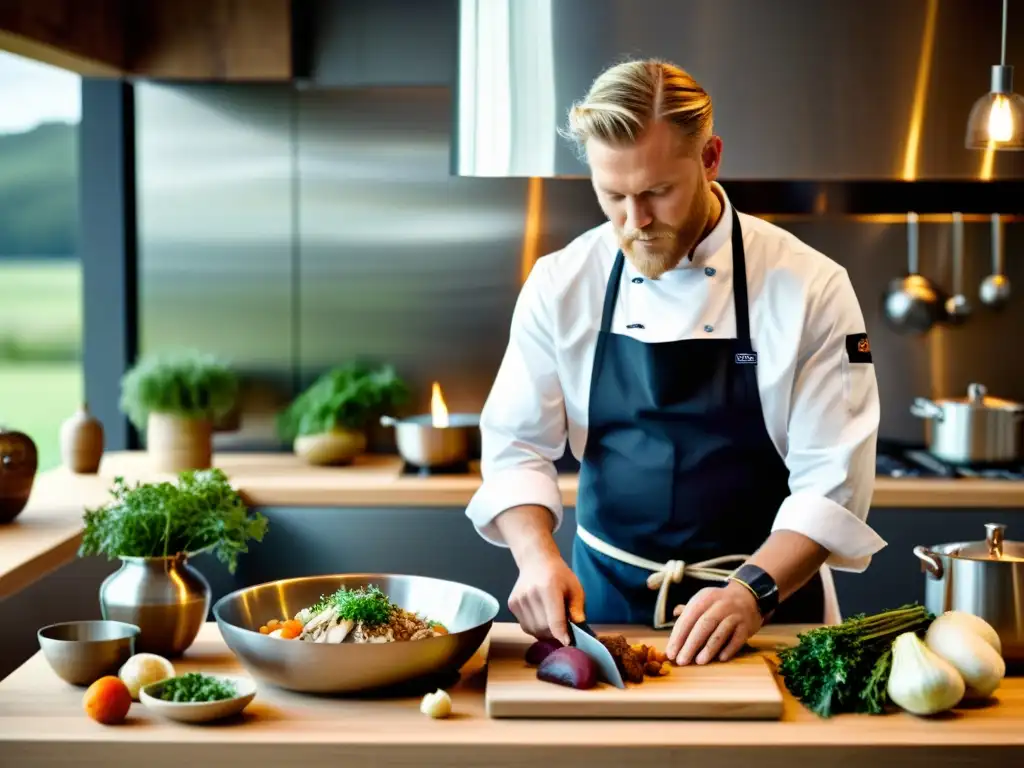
[465, 58, 886, 667]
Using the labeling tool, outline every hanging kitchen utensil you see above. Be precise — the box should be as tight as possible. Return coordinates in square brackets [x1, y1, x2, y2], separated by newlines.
[944, 212, 971, 324]
[980, 213, 1011, 309]
[882, 212, 947, 334]
[909, 382, 1024, 465]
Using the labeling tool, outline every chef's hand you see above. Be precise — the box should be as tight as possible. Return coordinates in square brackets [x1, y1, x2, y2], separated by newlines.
[665, 581, 762, 665]
[507, 552, 586, 647]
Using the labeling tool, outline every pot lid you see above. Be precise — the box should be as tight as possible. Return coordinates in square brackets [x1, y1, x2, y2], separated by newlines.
[934, 383, 1024, 412]
[948, 523, 1024, 562]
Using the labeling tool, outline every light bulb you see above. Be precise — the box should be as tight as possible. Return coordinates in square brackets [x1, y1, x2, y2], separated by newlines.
[988, 95, 1014, 142]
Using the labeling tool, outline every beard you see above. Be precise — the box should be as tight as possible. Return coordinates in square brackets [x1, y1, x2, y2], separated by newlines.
[617, 181, 719, 280]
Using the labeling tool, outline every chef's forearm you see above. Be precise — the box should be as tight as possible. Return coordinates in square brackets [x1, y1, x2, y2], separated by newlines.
[745, 530, 830, 602]
[493, 505, 561, 567]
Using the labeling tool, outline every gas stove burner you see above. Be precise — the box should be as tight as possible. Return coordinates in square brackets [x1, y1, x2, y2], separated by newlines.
[400, 460, 471, 477]
[876, 441, 1024, 480]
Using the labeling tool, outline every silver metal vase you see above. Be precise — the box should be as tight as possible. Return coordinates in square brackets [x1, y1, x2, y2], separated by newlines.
[99, 552, 211, 657]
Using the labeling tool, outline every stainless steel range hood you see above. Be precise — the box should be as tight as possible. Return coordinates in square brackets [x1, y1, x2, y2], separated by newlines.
[454, 0, 1024, 213]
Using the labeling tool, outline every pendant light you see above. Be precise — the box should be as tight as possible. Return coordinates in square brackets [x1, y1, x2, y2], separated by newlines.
[966, 0, 1024, 149]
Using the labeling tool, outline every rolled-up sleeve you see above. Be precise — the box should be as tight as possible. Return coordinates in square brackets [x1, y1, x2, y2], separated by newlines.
[466, 259, 567, 547]
[771, 268, 887, 571]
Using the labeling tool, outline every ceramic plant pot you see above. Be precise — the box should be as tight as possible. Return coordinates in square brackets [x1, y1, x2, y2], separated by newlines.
[146, 412, 212, 472]
[293, 428, 368, 466]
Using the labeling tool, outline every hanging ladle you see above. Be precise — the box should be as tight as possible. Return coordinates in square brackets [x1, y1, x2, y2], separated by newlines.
[944, 211, 971, 324]
[882, 212, 947, 334]
[980, 213, 1011, 309]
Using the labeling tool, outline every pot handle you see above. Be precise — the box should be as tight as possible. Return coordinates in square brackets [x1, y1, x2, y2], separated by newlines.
[380, 415, 398, 427]
[913, 546, 944, 580]
[910, 398, 944, 421]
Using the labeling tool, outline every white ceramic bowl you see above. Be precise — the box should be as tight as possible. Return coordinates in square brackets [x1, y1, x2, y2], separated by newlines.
[139, 674, 256, 723]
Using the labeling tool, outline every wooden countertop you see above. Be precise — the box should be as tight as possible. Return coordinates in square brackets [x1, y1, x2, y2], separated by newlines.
[2, 449, 1023, 602]
[1, 621, 1021, 767]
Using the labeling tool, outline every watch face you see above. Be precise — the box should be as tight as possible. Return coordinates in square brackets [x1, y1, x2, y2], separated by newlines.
[734, 565, 778, 616]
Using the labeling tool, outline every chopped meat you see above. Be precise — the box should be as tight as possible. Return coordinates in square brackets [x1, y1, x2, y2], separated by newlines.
[598, 635, 672, 684]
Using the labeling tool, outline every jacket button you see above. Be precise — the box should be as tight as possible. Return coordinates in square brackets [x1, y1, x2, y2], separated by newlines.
[704, 267, 716, 277]
[704, 324, 714, 333]
[631, 277, 644, 284]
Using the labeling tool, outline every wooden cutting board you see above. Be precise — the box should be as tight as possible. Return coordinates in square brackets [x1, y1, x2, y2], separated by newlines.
[484, 623, 784, 719]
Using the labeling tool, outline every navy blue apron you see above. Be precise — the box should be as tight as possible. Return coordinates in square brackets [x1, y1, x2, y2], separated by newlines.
[572, 208, 825, 626]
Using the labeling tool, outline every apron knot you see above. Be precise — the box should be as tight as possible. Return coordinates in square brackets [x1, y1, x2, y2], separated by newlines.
[645, 560, 686, 590]
[576, 525, 750, 629]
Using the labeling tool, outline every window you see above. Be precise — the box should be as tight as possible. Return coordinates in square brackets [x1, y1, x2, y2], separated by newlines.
[0, 52, 82, 471]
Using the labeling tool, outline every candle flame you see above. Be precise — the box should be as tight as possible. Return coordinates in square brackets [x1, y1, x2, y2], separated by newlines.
[430, 381, 449, 428]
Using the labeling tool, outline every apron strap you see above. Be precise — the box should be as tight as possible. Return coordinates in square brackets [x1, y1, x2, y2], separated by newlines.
[600, 250, 626, 335]
[576, 525, 750, 629]
[729, 207, 753, 349]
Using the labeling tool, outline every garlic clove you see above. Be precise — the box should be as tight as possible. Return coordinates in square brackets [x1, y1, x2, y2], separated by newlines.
[926, 618, 1005, 700]
[420, 688, 452, 719]
[887, 632, 965, 716]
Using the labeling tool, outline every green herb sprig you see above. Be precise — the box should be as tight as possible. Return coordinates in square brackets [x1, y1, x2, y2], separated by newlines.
[119, 349, 239, 430]
[775, 603, 933, 718]
[276, 362, 410, 440]
[309, 585, 394, 626]
[156, 672, 237, 702]
[78, 468, 268, 573]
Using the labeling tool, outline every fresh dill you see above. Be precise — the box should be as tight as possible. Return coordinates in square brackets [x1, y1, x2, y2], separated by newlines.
[309, 585, 394, 626]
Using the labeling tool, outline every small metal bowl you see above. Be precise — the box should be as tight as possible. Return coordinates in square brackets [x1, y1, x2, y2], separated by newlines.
[37, 620, 140, 686]
[212, 573, 499, 694]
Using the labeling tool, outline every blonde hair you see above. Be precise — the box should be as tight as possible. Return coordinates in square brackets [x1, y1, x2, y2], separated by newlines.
[561, 59, 713, 156]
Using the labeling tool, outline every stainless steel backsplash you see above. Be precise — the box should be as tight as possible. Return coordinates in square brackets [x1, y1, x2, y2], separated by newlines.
[135, 83, 1024, 450]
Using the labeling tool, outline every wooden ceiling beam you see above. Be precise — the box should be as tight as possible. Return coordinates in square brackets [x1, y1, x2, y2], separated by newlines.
[0, 0, 292, 80]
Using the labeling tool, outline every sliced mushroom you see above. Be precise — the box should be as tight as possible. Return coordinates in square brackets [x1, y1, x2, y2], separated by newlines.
[324, 619, 354, 643]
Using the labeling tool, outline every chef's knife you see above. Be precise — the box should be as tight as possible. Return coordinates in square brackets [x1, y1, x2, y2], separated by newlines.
[569, 620, 625, 689]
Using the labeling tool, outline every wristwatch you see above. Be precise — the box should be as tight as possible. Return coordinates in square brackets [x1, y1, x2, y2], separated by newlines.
[728, 564, 779, 619]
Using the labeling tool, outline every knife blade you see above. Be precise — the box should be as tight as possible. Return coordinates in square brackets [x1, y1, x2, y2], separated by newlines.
[569, 621, 625, 689]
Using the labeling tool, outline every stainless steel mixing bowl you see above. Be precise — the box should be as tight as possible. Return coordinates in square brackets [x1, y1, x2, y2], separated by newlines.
[211, 573, 499, 694]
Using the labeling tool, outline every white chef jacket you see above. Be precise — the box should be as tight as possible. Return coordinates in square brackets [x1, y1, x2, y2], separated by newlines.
[465, 182, 886, 572]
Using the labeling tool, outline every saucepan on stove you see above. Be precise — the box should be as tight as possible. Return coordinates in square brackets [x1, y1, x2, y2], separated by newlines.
[909, 382, 1024, 465]
[914, 523, 1024, 663]
[379, 413, 480, 469]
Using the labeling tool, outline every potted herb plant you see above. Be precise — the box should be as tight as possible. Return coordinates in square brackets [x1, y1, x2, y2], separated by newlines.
[277, 362, 410, 465]
[119, 349, 239, 472]
[79, 468, 269, 657]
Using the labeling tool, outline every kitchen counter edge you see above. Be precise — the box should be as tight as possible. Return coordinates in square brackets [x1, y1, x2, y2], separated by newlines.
[0, 622, 1022, 768]
[29, 450, 1024, 509]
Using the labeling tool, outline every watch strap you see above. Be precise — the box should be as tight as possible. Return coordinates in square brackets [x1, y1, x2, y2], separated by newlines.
[728, 564, 779, 619]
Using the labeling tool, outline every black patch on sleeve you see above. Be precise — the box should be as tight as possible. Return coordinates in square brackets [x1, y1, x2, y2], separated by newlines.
[846, 333, 873, 363]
